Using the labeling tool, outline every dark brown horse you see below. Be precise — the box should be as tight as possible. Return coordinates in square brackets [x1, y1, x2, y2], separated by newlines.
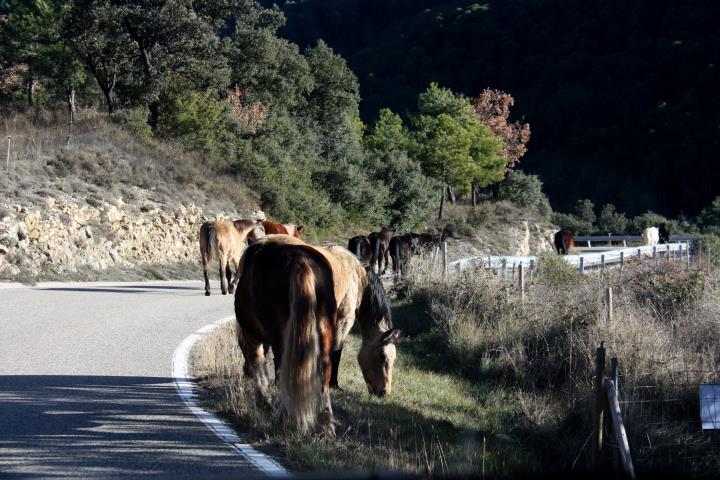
[261, 220, 303, 238]
[412, 227, 449, 253]
[389, 234, 421, 275]
[235, 235, 398, 437]
[199, 219, 265, 296]
[347, 235, 371, 264]
[554, 230, 575, 255]
[369, 228, 395, 274]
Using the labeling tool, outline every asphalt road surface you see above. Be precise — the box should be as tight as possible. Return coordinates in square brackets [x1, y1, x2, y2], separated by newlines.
[0, 280, 265, 479]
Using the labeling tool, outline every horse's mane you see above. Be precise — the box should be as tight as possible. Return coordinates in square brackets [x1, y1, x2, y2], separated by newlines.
[359, 268, 393, 334]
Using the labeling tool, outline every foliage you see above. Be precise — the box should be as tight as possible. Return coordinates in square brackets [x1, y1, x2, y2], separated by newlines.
[472, 88, 531, 170]
[497, 170, 551, 218]
[110, 107, 152, 144]
[697, 196, 720, 234]
[550, 212, 592, 236]
[597, 203, 628, 234]
[410, 83, 506, 194]
[157, 85, 227, 153]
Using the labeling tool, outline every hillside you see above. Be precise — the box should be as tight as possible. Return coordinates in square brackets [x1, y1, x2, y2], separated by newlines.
[0, 111, 261, 282]
[270, 0, 720, 218]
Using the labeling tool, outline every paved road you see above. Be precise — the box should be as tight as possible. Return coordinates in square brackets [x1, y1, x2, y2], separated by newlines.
[0, 280, 263, 478]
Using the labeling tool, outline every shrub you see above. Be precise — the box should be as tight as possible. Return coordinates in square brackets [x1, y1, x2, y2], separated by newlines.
[158, 87, 227, 153]
[110, 107, 153, 144]
[498, 170, 552, 218]
[597, 203, 628, 234]
[551, 212, 593, 235]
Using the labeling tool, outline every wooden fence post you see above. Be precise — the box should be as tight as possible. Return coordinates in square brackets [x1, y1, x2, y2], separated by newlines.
[441, 241, 447, 279]
[610, 358, 620, 475]
[5, 135, 10, 172]
[601, 254, 605, 273]
[501, 258, 507, 280]
[592, 342, 607, 470]
[606, 286, 613, 325]
[653, 246, 657, 264]
[637, 248, 641, 261]
[579, 256, 584, 273]
[620, 251, 624, 271]
[686, 243, 691, 271]
[519, 263, 525, 304]
[666, 245, 671, 262]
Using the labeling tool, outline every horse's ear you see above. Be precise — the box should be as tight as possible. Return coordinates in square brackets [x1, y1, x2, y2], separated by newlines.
[380, 328, 400, 345]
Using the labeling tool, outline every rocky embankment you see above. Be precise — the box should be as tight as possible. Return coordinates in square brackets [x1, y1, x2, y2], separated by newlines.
[0, 193, 261, 279]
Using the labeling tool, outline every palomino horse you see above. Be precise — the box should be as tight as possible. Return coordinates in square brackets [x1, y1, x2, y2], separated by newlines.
[261, 220, 303, 238]
[347, 235, 372, 264]
[199, 219, 265, 296]
[389, 234, 421, 275]
[554, 230, 575, 255]
[369, 228, 396, 274]
[234, 234, 398, 436]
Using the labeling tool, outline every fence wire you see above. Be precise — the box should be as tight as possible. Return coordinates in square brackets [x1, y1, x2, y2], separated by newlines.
[618, 368, 720, 474]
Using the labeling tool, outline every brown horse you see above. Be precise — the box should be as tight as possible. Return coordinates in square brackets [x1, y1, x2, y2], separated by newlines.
[347, 235, 372, 264]
[554, 230, 575, 255]
[234, 234, 398, 436]
[389, 234, 421, 275]
[199, 219, 265, 296]
[369, 228, 396, 274]
[261, 220, 303, 238]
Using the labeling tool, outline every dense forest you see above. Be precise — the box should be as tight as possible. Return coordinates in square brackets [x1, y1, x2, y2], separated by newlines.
[268, 0, 720, 218]
[1, 0, 719, 238]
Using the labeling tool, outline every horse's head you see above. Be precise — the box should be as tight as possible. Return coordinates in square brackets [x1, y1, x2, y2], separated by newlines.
[357, 328, 399, 397]
[293, 225, 303, 238]
[408, 235, 422, 255]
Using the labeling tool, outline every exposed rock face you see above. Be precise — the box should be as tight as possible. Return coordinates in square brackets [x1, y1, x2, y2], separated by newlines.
[0, 193, 263, 278]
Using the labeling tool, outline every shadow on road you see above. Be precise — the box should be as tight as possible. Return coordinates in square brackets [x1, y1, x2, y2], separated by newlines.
[38, 285, 204, 296]
[0, 375, 262, 478]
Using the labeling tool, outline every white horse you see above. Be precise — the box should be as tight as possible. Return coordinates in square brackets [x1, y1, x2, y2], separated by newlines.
[642, 227, 659, 246]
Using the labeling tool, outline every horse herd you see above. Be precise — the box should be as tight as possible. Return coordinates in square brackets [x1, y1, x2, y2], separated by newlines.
[348, 227, 450, 275]
[552, 223, 671, 255]
[198, 218, 405, 437]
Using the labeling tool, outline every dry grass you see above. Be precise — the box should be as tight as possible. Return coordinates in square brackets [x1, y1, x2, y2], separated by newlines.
[1, 109, 257, 213]
[191, 238, 719, 476]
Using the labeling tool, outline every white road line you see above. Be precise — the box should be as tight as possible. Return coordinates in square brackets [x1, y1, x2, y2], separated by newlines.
[171, 315, 289, 477]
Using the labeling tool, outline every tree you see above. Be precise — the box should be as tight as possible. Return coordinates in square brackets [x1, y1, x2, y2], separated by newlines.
[597, 204, 628, 234]
[574, 199, 596, 227]
[364, 108, 436, 230]
[305, 40, 360, 126]
[2, 0, 85, 110]
[472, 88, 531, 171]
[498, 170, 551, 218]
[410, 83, 505, 218]
[697, 196, 720, 232]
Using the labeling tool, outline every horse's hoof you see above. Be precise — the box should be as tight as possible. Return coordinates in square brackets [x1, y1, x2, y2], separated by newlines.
[205, 291, 211, 297]
[221, 291, 228, 295]
[228, 288, 235, 294]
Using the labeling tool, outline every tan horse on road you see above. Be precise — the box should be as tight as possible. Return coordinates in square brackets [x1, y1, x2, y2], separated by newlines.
[234, 234, 398, 436]
[199, 219, 265, 296]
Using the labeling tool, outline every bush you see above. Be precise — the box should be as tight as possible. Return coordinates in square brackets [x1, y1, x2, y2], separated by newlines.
[158, 87, 227, 153]
[110, 107, 153, 144]
[597, 203, 628, 234]
[630, 210, 669, 234]
[551, 212, 593, 235]
[498, 170, 552, 218]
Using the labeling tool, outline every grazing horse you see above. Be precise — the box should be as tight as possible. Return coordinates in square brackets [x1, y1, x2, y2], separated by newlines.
[261, 220, 303, 238]
[658, 223, 670, 244]
[347, 235, 372, 264]
[199, 219, 265, 296]
[642, 227, 659, 246]
[413, 227, 449, 254]
[234, 234, 398, 437]
[369, 228, 396, 274]
[554, 230, 575, 255]
[389, 234, 421, 275]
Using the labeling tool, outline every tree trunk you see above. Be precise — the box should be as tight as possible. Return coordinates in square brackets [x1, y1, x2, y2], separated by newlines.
[68, 88, 76, 126]
[26, 75, 34, 107]
[491, 182, 501, 199]
[101, 86, 114, 115]
[447, 184, 456, 205]
[438, 188, 445, 220]
[471, 180, 477, 208]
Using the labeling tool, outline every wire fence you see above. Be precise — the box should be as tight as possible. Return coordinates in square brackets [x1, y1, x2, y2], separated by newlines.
[618, 368, 720, 474]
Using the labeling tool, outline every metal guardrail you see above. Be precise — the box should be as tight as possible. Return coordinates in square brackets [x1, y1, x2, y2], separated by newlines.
[574, 235, 696, 247]
[449, 242, 690, 274]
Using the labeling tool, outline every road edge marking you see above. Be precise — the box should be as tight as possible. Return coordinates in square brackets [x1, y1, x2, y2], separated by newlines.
[172, 315, 289, 477]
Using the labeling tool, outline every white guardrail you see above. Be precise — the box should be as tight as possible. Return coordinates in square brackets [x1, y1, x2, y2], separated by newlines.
[449, 241, 692, 274]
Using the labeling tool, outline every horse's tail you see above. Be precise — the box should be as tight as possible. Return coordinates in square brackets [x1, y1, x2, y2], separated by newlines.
[279, 259, 320, 433]
[206, 224, 219, 260]
[561, 231, 568, 255]
[200, 223, 216, 261]
[370, 236, 381, 273]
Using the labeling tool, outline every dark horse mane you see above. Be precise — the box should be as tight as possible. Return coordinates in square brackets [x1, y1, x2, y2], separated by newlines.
[359, 268, 393, 337]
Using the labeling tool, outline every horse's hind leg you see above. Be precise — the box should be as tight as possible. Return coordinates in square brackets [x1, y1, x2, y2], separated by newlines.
[202, 255, 211, 296]
[226, 262, 234, 294]
[319, 333, 336, 438]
